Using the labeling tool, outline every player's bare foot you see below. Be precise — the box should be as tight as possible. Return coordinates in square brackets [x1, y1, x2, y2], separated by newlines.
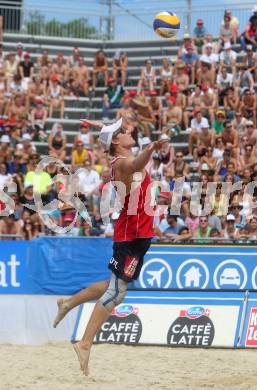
[73, 342, 91, 376]
[53, 298, 70, 328]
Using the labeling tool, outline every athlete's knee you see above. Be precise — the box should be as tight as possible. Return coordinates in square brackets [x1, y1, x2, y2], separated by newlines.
[99, 273, 128, 312]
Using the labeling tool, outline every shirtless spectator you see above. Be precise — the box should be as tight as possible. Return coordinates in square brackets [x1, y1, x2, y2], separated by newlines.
[137, 59, 156, 93]
[116, 95, 137, 127]
[19, 52, 33, 90]
[240, 89, 256, 126]
[0, 214, 22, 240]
[7, 95, 27, 124]
[30, 97, 47, 131]
[72, 56, 89, 96]
[170, 150, 189, 179]
[159, 57, 173, 95]
[239, 143, 257, 173]
[200, 146, 218, 172]
[174, 61, 189, 92]
[92, 50, 108, 89]
[181, 44, 199, 84]
[219, 41, 237, 74]
[133, 93, 156, 137]
[188, 109, 209, 155]
[188, 85, 202, 110]
[69, 47, 81, 67]
[200, 83, 217, 123]
[162, 96, 182, 135]
[224, 87, 239, 119]
[51, 54, 69, 85]
[112, 50, 128, 87]
[38, 50, 51, 79]
[149, 90, 162, 130]
[196, 122, 215, 158]
[47, 74, 65, 119]
[196, 60, 215, 87]
[0, 70, 7, 115]
[221, 120, 239, 157]
[28, 75, 47, 107]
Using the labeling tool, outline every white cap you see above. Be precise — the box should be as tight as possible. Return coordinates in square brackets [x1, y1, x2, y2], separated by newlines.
[227, 214, 235, 221]
[24, 182, 33, 189]
[0, 134, 10, 143]
[99, 118, 123, 150]
[140, 137, 151, 148]
[224, 41, 231, 50]
[16, 42, 23, 48]
[252, 5, 257, 12]
[16, 143, 24, 150]
[200, 121, 210, 129]
[246, 120, 254, 126]
[247, 44, 253, 50]
[160, 134, 170, 141]
[22, 133, 31, 141]
[206, 43, 213, 48]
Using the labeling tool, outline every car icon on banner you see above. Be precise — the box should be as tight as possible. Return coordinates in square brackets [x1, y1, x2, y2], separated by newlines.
[219, 268, 241, 286]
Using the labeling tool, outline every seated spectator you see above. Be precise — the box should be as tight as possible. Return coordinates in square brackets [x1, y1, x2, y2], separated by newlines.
[15, 42, 24, 63]
[173, 226, 192, 243]
[193, 19, 207, 52]
[158, 135, 174, 166]
[181, 44, 199, 84]
[224, 10, 239, 41]
[185, 211, 199, 235]
[200, 83, 217, 122]
[222, 214, 239, 240]
[170, 150, 189, 179]
[212, 110, 225, 134]
[51, 53, 69, 84]
[174, 60, 189, 92]
[133, 93, 156, 137]
[196, 59, 215, 87]
[24, 155, 52, 194]
[219, 15, 234, 46]
[202, 33, 219, 54]
[234, 64, 254, 96]
[72, 56, 89, 96]
[241, 16, 257, 52]
[162, 214, 184, 239]
[77, 159, 100, 199]
[224, 87, 239, 119]
[5, 52, 18, 89]
[112, 50, 128, 87]
[195, 122, 215, 158]
[242, 45, 257, 81]
[137, 59, 156, 93]
[28, 75, 47, 107]
[6, 151, 27, 175]
[200, 146, 217, 172]
[178, 33, 197, 57]
[71, 140, 89, 169]
[219, 41, 237, 74]
[188, 109, 209, 155]
[162, 96, 182, 135]
[47, 74, 65, 119]
[69, 47, 81, 67]
[159, 57, 173, 95]
[242, 120, 257, 145]
[200, 43, 219, 69]
[232, 111, 247, 135]
[102, 76, 124, 119]
[149, 90, 162, 130]
[10, 74, 27, 97]
[248, 216, 257, 240]
[0, 214, 22, 240]
[38, 49, 52, 79]
[48, 122, 66, 161]
[21, 216, 42, 240]
[239, 143, 257, 172]
[221, 120, 238, 156]
[7, 96, 28, 125]
[148, 152, 164, 181]
[213, 136, 225, 160]
[92, 50, 108, 89]
[19, 52, 33, 90]
[216, 148, 237, 177]
[74, 121, 94, 151]
[217, 66, 233, 104]
[116, 95, 138, 127]
[187, 85, 201, 111]
[194, 215, 212, 242]
[30, 97, 47, 131]
[240, 89, 256, 125]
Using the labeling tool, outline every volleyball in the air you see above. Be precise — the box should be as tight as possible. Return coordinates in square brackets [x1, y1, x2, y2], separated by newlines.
[153, 11, 180, 38]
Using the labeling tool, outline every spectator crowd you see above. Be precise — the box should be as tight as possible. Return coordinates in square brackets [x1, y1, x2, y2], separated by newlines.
[1, 7, 257, 243]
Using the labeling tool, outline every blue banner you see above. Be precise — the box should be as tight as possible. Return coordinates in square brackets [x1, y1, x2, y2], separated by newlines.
[133, 244, 257, 290]
[1, 240, 257, 294]
[0, 241, 29, 294]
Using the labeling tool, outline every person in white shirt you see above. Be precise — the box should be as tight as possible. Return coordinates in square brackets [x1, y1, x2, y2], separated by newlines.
[216, 66, 233, 103]
[219, 41, 237, 74]
[15, 42, 25, 64]
[188, 109, 209, 155]
[78, 160, 100, 198]
[200, 43, 219, 69]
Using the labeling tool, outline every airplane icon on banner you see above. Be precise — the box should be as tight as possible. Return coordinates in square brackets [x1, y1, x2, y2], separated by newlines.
[146, 267, 165, 287]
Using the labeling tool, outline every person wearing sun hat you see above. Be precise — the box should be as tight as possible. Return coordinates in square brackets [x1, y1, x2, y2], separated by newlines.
[53, 116, 166, 374]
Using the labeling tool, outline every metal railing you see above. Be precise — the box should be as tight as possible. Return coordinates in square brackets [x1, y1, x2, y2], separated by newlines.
[0, 0, 257, 41]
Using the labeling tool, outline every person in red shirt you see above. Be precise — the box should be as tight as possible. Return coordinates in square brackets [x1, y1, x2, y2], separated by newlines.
[53, 118, 165, 375]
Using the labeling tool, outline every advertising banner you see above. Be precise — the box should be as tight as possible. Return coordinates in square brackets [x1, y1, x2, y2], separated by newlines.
[72, 291, 244, 348]
[240, 292, 257, 348]
[0, 241, 29, 294]
[133, 244, 257, 290]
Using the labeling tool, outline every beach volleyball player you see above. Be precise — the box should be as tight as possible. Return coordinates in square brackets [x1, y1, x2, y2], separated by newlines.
[53, 118, 165, 375]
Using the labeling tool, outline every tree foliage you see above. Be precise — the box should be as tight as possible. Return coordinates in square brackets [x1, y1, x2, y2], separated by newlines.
[25, 11, 98, 39]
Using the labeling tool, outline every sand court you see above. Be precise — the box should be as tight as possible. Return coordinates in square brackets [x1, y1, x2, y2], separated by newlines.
[1, 343, 257, 390]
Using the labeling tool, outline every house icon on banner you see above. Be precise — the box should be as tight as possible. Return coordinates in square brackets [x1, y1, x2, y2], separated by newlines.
[184, 266, 202, 287]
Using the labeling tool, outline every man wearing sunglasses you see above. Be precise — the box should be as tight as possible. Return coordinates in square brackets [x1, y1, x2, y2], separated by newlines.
[53, 118, 166, 375]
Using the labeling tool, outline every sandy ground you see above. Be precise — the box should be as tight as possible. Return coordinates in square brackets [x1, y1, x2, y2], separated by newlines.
[0, 343, 257, 390]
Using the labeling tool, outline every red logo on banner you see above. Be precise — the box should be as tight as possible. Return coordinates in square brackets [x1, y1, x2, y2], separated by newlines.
[245, 307, 257, 347]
